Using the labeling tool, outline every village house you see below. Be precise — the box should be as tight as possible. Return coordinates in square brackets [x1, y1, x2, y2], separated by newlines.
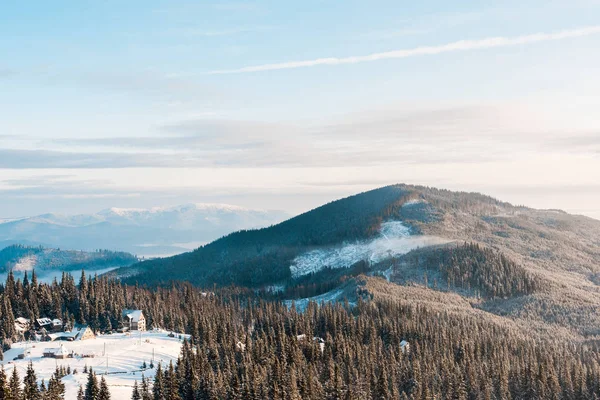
[35, 318, 52, 331]
[43, 344, 70, 359]
[50, 324, 95, 341]
[35, 317, 63, 333]
[122, 310, 146, 331]
[14, 317, 30, 334]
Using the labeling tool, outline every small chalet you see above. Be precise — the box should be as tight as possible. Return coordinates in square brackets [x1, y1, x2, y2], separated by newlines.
[51, 324, 95, 341]
[122, 310, 146, 331]
[52, 319, 63, 331]
[35, 317, 63, 332]
[35, 318, 53, 330]
[43, 344, 70, 359]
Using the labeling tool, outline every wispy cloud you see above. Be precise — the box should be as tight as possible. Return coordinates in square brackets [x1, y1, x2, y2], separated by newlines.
[209, 26, 600, 74]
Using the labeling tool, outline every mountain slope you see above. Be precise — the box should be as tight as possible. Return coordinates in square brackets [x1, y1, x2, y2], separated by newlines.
[0, 204, 288, 256]
[117, 185, 418, 286]
[114, 184, 600, 337]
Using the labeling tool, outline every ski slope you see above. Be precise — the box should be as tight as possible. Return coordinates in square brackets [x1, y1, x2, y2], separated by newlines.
[1, 330, 189, 399]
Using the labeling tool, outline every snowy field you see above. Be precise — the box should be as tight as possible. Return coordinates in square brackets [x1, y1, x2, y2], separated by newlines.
[290, 221, 450, 278]
[1, 330, 188, 399]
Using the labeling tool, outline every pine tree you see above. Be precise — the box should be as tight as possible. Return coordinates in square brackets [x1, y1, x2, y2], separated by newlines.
[85, 371, 99, 400]
[131, 381, 141, 400]
[153, 364, 165, 400]
[77, 386, 85, 400]
[0, 366, 7, 400]
[140, 376, 152, 400]
[23, 361, 40, 400]
[165, 361, 180, 400]
[39, 380, 47, 398]
[46, 370, 66, 400]
[98, 377, 111, 400]
[8, 366, 21, 400]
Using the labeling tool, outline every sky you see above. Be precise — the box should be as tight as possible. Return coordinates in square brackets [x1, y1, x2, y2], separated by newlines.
[1, 0, 599, 219]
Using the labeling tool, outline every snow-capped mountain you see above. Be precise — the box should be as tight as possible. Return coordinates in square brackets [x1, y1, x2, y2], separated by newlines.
[0, 204, 288, 256]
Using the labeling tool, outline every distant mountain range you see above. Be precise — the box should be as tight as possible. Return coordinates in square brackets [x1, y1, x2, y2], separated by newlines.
[0, 204, 288, 257]
[112, 184, 600, 338]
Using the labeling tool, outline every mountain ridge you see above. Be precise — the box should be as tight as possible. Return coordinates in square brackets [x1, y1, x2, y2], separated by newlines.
[112, 183, 600, 337]
[0, 203, 288, 256]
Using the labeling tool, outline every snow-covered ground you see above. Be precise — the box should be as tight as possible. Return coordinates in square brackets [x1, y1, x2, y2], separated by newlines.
[1, 330, 189, 399]
[289, 221, 449, 278]
[284, 289, 345, 312]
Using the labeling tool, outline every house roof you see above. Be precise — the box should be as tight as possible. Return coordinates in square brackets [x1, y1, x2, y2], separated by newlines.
[16, 317, 30, 325]
[49, 324, 93, 341]
[122, 310, 144, 322]
[44, 344, 69, 356]
[37, 318, 52, 325]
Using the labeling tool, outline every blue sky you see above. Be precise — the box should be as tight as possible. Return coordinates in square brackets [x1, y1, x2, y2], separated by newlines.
[1, 0, 600, 219]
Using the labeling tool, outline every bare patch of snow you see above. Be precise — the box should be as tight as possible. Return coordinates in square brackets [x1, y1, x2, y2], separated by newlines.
[284, 289, 344, 312]
[402, 199, 426, 207]
[290, 221, 449, 278]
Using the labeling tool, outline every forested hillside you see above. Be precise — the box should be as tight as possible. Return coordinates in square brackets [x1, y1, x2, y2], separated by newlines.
[108, 183, 600, 339]
[387, 243, 544, 299]
[117, 185, 417, 287]
[0, 244, 137, 273]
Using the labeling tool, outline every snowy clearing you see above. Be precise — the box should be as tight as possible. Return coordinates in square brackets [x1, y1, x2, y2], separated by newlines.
[290, 221, 449, 278]
[284, 289, 345, 312]
[1, 330, 189, 399]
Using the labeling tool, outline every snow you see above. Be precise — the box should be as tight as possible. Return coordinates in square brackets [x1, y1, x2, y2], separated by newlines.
[284, 289, 344, 312]
[290, 221, 449, 278]
[1, 330, 189, 399]
[14, 255, 38, 271]
[122, 310, 143, 323]
[402, 199, 426, 207]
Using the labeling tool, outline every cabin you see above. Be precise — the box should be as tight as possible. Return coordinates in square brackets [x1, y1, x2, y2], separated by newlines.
[35, 317, 63, 332]
[50, 324, 95, 341]
[43, 344, 70, 359]
[35, 318, 53, 330]
[122, 310, 146, 331]
[51, 319, 63, 331]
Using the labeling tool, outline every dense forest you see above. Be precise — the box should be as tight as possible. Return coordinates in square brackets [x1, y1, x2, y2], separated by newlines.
[2, 271, 600, 399]
[392, 243, 544, 299]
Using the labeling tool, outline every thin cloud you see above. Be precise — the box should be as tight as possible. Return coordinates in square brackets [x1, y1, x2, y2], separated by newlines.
[209, 26, 600, 74]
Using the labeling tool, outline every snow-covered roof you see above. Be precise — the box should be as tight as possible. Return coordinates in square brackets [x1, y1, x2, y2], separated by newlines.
[37, 318, 52, 326]
[122, 310, 144, 322]
[44, 344, 69, 356]
[16, 317, 30, 325]
[49, 324, 92, 341]
[52, 319, 63, 326]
